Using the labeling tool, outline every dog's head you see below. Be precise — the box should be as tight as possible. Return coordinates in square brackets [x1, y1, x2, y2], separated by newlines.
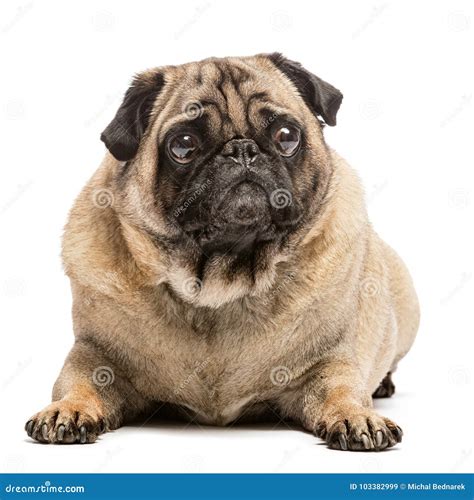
[101, 53, 342, 306]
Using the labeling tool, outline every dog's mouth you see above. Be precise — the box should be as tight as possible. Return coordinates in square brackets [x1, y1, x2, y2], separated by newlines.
[217, 181, 272, 227]
[177, 180, 299, 254]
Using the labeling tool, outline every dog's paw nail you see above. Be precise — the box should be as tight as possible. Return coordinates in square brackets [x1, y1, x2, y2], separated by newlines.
[338, 434, 348, 451]
[26, 420, 34, 436]
[41, 423, 49, 441]
[79, 425, 87, 444]
[56, 425, 65, 442]
[375, 430, 384, 447]
[362, 433, 371, 450]
[98, 419, 106, 434]
[393, 426, 403, 441]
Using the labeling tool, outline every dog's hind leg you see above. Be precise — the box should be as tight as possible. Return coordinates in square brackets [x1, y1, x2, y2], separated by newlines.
[372, 372, 395, 398]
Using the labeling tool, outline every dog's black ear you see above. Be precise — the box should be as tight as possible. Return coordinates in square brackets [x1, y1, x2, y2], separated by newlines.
[267, 53, 343, 126]
[100, 72, 165, 161]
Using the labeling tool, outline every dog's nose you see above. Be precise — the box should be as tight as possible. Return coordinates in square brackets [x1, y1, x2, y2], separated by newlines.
[221, 139, 260, 167]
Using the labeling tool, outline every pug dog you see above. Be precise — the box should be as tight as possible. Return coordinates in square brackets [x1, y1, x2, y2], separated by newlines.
[25, 53, 419, 451]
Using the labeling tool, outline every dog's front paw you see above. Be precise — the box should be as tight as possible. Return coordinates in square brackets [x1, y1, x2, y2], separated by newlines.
[315, 408, 403, 451]
[25, 400, 106, 444]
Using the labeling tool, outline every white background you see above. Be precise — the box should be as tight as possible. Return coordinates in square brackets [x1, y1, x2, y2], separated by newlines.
[0, 0, 473, 474]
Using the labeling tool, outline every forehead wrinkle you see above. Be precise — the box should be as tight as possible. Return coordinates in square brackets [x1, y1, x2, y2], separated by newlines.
[196, 63, 228, 113]
[215, 65, 250, 136]
[154, 58, 307, 144]
[156, 103, 222, 142]
[249, 102, 303, 126]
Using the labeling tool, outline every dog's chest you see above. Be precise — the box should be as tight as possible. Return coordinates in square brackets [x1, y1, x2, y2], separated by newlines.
[144, 307, 314, 425]
[162, 334, 268, 424]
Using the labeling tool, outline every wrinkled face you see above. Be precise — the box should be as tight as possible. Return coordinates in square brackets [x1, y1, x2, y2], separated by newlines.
[101, 54, 342, 306]
[162, 93, 305, 256]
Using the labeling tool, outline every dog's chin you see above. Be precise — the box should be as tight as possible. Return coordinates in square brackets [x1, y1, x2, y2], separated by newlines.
[168, 182, 299, 307]
[195, 220, 278, 255]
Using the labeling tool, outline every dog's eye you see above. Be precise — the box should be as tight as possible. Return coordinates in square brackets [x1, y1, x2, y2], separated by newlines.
[168, 134, 199, 164]
[273, 125, 300, 157]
